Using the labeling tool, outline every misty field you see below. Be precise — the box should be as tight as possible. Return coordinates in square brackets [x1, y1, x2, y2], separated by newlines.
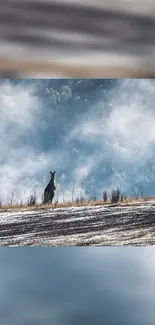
[0, 200, 155, 246]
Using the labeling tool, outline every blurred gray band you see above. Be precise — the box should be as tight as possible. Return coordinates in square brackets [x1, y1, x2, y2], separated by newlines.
[0, 0, 155, 77]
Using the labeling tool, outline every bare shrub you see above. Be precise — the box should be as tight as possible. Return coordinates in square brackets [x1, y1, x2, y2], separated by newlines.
[111, 187, 121, 204]
[80, 196, 85, 203]
[92, 190, 97, 201]
[120, 193, 124, 202]
[41, 194, 44, 204]
[76, 197, 80, 204]
[19, 200, 23, 207]
[27, 192, 37, 206]
[54, 200, 58, 208]
[10, 189, 15, 206]
[103, 191, 108, 203]
[72, 188, 74, 203]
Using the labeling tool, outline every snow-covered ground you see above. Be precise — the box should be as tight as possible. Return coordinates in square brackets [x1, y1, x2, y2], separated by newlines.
[0, 201, 155, 246]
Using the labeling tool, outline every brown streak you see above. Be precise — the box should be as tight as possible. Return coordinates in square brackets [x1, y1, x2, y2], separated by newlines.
[0, 59, 155, 78]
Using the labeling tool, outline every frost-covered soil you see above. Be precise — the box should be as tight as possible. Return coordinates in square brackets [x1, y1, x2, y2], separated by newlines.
[0, 201, 155, 246]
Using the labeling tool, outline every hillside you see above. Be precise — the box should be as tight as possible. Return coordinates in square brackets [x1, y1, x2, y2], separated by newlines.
[0, 200, 155, 246]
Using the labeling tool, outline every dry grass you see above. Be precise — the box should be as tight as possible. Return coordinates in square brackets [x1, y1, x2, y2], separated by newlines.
[0, 196, 155, 213]
[0, 199, 107, 213]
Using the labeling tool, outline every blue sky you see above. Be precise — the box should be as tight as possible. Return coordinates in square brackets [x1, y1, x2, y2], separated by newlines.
[1, 78, 155, 204]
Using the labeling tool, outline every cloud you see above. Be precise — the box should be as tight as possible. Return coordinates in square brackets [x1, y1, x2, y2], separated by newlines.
[71, 80, 155, 159]
[68, 79, 155, 195]
[0, 80, 54, 203]
[0, 79, 90, 204]
[2, 79, 155, 204]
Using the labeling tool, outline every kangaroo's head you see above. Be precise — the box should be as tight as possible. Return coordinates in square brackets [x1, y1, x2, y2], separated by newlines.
[50, 171, 56, 177]
[50, 171, 56, 186]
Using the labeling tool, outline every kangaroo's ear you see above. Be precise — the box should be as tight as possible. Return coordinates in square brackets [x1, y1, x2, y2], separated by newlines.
[53, 171, 56, 175]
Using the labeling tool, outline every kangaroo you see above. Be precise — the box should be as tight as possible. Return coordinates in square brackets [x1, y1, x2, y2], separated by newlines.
[44, 171, 56, 203]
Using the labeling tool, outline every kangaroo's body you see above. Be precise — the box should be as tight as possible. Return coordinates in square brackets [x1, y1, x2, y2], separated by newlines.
[44, 171, 56, 203]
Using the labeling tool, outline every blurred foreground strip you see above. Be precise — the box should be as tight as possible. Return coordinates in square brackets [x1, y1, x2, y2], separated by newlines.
[1, 0, 155, 78]
[1, 59, 155, 78]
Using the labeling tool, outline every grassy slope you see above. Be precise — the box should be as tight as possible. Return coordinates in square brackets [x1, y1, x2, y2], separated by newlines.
[0, 196, 154, 213]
